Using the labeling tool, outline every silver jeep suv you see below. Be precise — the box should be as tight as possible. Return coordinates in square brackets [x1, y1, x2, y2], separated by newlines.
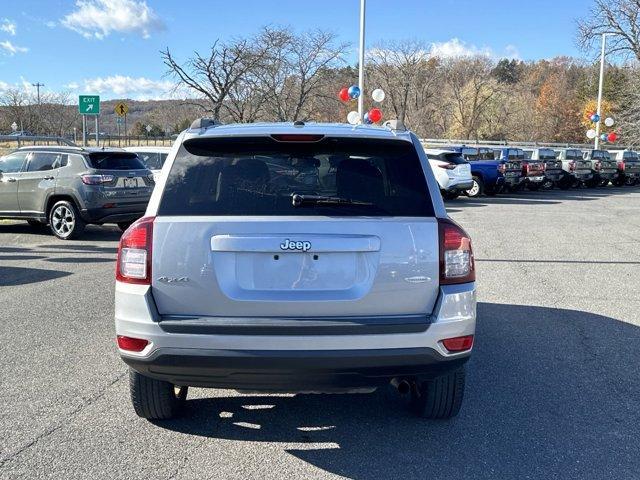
[0, 146, 154, 239]
[115, 120, 477, 420]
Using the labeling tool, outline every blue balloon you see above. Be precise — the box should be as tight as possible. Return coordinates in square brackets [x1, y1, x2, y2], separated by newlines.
[600, 133, 608, 141]
[348, 85, 360, 99]
[590, 114, 600, 123]
[363, 112, 372, 124]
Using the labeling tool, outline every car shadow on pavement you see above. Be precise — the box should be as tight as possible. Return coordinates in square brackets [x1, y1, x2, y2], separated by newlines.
[0, 266, 72, 286]
[153, 302, 640, 479]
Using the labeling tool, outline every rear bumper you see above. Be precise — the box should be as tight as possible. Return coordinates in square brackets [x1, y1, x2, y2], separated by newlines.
[525, 175, 545, 183]
[122, 347, 469, 390]
[442, 177, 474, 192]
[115, 282, 476, 390]
[503, 175, 522, 186]
[81, 204, 148, 224]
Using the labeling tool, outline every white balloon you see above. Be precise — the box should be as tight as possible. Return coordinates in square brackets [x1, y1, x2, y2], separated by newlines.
[371, 88, 385, 103]
[347, 110, 360, 125]
[586, 128, 597, 139]
[605, 117, 614, 127]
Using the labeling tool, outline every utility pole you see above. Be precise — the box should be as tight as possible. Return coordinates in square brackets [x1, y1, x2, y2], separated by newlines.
[32, 82, 44, 135]
[32, 82, 44, 105]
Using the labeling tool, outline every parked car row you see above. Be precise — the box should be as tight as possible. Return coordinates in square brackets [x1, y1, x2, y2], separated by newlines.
[426, 145, 640, 198]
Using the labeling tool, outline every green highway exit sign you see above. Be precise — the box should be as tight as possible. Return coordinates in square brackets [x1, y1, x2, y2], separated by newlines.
[78, 95, 100, 115]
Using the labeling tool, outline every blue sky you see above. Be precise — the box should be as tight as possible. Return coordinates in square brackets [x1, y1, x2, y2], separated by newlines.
[1, 0, 592, 100]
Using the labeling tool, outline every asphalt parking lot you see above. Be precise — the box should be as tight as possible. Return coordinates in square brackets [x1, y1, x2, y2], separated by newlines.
[1, 187, 639, 480]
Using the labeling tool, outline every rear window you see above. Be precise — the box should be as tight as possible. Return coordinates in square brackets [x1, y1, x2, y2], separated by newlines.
[478, 148, 494, 160]
[131, 151, 168, 170]
[539, 149, 556, 160]
[159, 136, 434, 217]
[427, 152, 467, 164]
[87, 152, 146, 170]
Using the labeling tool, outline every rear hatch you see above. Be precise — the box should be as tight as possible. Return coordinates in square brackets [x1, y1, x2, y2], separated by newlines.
[151, 134, 440, 318]
[622, 152, 640, 175]
[430, 152, 471, 180]
[538, 149, 561, 174]
[87, 152, 154, 203]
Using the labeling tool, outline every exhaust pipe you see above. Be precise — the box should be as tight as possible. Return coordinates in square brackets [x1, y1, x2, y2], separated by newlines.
[391, 378, 411, 395]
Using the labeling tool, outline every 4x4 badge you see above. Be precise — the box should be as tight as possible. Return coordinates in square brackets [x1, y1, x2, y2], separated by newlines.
[280, 239, 311, 252]
[157, 276, 189, 283]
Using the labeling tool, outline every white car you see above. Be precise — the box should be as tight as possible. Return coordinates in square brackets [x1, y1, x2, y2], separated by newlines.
[124, 146, 171, 181]
[424, 149, 473, 199]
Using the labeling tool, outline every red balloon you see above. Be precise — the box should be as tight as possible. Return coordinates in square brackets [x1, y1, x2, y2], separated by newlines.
[368, 107, 382, 123]
[339, 87, 349, 102]
[607, 132, 618, 142]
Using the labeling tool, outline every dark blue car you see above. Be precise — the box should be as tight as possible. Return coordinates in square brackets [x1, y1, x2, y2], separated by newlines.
[443, 146, 505, 197]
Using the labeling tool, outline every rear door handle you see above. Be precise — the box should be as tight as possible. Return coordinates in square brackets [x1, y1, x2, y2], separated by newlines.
[43, 176, 55, 180]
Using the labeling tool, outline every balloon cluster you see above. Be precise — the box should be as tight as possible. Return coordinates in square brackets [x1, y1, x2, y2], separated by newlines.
[585, 116, 618, 143]
[338, 85, 385, 125]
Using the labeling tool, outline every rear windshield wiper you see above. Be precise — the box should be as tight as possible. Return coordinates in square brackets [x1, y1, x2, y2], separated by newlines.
[291, 193, 373, 207]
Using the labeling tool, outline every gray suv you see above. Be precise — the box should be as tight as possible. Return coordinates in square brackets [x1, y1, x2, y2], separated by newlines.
[0, 146, 154, 239]
[115, 120, 477, 420]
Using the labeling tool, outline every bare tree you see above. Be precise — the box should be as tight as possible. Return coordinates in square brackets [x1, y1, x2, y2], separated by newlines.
[0, 88, 38, 133]
[367, 40, 437, 127]
[442, 57, 498, 140]
[161, 37, 267, 119]
[38, 91, 78, 136]
[578, 0, 640, 60]
[259, 27, 349, 121]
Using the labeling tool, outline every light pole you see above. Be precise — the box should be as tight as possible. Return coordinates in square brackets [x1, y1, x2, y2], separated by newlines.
[357, 0, 366, 122]
[594, 33, 617, 149]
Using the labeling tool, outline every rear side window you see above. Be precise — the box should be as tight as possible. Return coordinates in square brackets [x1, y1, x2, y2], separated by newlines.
[27, 152, 63, 171]
[478, 149, 494, 160]
[87, 152, 145, 170]
[0, 152, 28, 173]
[538, 149, 556, 160]
[159, 136, 434, 217]
[461, 147, 478, 160]
[624, 151, 639, 161]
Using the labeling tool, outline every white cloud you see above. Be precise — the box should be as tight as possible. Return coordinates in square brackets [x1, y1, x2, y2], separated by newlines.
[428, 38, 520, 60]
[0, 40, 28, 55]
[429, 38, 492, 59]
[62, 0, 165, 39]
[45, 21, 57, 29]
[65, 82, 80, 90]
[80, 75, 176, 100]
[0, 19, 16, 36]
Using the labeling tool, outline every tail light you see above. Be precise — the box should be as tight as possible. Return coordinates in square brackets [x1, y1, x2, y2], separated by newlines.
[497, 163, 506, 174]
[117, 335, 149, 352]
[442, 335, 474, 352]
[522, 163, 529, 175]
[595, 160, 602, 171]
[618, 161, 625, 171]
[569, 160, 576, 172]
[541, 163, 547, 172]
[437, 163, 456, 170]
[116, 216, 155, 285]
[438, 218, 475, 285]
[81, 174, 114, 185]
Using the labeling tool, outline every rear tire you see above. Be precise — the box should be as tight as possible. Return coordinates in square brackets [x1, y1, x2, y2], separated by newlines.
[465, 176, 484, 198]
[557, 177, 572, 190]
[48, 200, 86, 240]
[129, 369, 188, 420]
[443, 191, 459, 200]
[585, 177, 599, 188]
[410, 367, 466, 419]
[527, 182, 541, 191]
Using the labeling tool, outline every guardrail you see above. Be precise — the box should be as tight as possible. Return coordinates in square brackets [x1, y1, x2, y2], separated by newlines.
[420, 138, 635, 150]
[0, 135, 76, 148]
[0, 135, 175, 153]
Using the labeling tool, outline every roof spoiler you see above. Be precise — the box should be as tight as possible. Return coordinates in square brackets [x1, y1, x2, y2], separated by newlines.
[189, 118, 223, 130]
